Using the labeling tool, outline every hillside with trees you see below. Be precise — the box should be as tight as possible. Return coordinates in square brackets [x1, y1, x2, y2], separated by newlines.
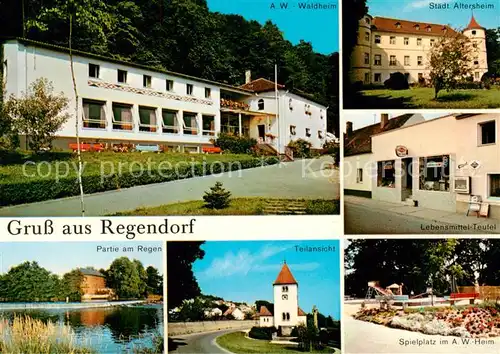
[0, 0, 339, 134]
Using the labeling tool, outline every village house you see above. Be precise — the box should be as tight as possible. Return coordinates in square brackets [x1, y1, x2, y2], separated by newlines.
[79, 268, 114, 302]
[1, 38, 328, 155]
[344, 113, 500, 219]
[350, 15, 488, 85]
[257, 262, 308, 335]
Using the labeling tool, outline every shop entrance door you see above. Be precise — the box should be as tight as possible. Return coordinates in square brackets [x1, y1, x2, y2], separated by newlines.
[401, 157, 413, 201]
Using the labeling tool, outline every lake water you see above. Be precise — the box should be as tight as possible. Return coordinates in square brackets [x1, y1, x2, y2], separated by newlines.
[0, 304, 164, 353]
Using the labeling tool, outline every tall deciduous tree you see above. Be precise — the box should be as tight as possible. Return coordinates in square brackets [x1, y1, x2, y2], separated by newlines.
[167, 241, 205, 310]
[485, 28, 500, 77]
[146, 265, 163, 295]
[107, 257, 142, 299]
[5, 78, 69, 151]
[428, 32, 475, 99]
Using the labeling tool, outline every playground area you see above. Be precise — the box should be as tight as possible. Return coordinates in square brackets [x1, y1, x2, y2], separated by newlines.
[346, 281, 500, 338]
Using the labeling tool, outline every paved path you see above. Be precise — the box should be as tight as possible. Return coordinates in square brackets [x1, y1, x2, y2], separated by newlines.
[169, 329, 236, 353]
[345, 315, 500, 353]
[0, 157, 339, 216]
[345, 196, 499, 234]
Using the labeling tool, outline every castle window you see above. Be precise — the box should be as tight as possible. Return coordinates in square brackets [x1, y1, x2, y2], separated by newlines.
[306, 128, 311, 137]
[475, 72, 480, 80]
[404, 56, 410, 66]
[290, 125, 296, 135]
[414, 24, 420, 31]
[374, 35, 381, 44]
[389, 55, 396, 66]
[417, 38, 422, 46]
[474, 60, 479, 65]
[417, 56, 423, 66]
[258, 99, 264, 110]
[430, 39, 435, 46]
[374, 73, 381, 83]
[365, 32, 370, 41]
[364, 73, 370, 84]
[473, 42, 478, 49]
[472, 30, 477, 35]
[404, 37, 409, 45]
[426, 25, 432, 32]
[374, 54, 382, 66]
[286, 313, 290, 321]
[390, 36, 396, 45]
[282, 286, 289, 292]
[395, 22, 401, 29]
[282, 313, 286, 321]
[365, 17, 370, 24]
[364, 53, 369, 65]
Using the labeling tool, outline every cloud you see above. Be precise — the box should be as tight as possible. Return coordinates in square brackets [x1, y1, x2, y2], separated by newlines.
[404, 0, 452, 11]
[199, 244, 310, 279]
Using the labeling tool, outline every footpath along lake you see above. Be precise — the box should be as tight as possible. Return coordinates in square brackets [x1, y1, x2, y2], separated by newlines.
[0, 302, 164, 353]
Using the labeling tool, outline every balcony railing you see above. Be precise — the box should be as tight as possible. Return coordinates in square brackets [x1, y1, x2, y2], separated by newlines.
[220, 98, 249, 111]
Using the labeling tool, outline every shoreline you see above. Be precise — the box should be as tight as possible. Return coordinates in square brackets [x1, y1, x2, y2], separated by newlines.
[0, 300, 148, 310]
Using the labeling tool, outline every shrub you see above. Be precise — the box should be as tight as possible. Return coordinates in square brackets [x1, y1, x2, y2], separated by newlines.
[248, 326, 276, 340]
[288, 139, 312, 158]
[203, 181, 231, 209]
[384, 72, 409, 90]
[213, 133, 257, 154]
[322, 141, 339, 164]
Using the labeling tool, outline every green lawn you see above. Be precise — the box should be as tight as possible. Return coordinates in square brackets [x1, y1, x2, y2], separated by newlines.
[111, 198, 340, 216]
[216, 332, 336, 354]
[359, 86, 500, 108]
[0, 151, 279, 206]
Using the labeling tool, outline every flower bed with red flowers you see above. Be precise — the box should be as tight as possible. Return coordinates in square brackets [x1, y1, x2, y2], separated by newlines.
[354, 304, 500, 338]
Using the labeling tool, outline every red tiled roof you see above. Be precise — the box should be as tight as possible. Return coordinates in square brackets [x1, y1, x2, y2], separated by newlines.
[372, 17, 458, 36]
[344, 114, 416, 157]
[298, 307, 307, 316]
[239, 78, 285, 92]
[274, 263, 298, 285]
[466, 15, 483, 30]
[259, 306, 273, 316]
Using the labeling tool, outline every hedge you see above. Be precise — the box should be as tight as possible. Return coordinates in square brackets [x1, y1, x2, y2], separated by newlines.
[0, 157, 280, 206]
[248, 326, 277, 340]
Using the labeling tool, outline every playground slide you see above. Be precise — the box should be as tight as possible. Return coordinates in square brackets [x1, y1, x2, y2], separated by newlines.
[370, 285, 392, 296]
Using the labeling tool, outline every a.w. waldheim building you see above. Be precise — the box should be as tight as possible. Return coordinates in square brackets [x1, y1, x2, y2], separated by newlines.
[349, 15, 488, 85]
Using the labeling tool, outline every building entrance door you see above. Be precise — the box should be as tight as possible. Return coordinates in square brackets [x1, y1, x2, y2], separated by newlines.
[257, 124, 266, 141]
[401, 157, 413, 201]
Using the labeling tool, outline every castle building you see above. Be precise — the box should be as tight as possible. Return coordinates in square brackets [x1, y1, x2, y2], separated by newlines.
[350, 15, 488, 85]
[1, 38, 328, 154]
[258, 262, 307, 335]
[79, 268, 114, 301]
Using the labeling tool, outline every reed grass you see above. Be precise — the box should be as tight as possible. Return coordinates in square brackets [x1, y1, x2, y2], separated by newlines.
[0, 316, 95, 354]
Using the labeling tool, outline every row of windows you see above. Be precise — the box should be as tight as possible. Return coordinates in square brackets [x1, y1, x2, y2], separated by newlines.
[82, 99, 215, 135]
[366, 33, 433, 47]
[290, 125, 324, 139]
[88, 64, 212, 98]
[366, 71, 481, 84]
[365, 53, 425, 67]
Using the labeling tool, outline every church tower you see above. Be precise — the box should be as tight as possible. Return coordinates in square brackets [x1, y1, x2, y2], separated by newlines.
[273, 262, 299, 335]
[463, 15, 488, 81]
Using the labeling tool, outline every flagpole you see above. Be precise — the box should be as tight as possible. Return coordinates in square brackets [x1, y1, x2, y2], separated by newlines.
[275, 64, 280, 156]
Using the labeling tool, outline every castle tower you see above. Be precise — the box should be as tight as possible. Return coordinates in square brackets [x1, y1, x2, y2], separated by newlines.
[350, 14, 373, 84]
[463, 15, 488, 81]
[273, 262, 299, 335]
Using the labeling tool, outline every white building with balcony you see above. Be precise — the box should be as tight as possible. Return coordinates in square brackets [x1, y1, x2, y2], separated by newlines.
[2, 38, 328, 154]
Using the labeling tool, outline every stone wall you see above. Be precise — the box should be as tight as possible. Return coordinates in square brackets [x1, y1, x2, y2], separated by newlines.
[168, 320, 258, 336]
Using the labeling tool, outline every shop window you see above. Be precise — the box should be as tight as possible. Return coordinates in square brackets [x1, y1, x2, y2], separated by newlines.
[89, 64, 100, 78]
[419, 155, 450, 192]
[479, 121, 495, 145]
[489, 174, 500, 197]
[389, 56, 396, 66]
[374, 55, 381, 66]
[377, 160, 395, 188]
[117, 69, 127, 83]
[374, 35, 381, 44]
[357, 168, 363, 183]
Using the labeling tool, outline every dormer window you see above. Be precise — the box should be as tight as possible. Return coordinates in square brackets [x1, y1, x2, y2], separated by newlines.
[395, 22, 401, 29]
[442, 26, 447, 33]
[426, 25, 432, 32]
[414, 24, 420, 31]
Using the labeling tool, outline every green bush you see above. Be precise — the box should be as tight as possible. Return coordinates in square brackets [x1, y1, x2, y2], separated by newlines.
[248, 326, 276, 340]
[213, 133, 257, 154]
[0, 157, 280, 207]
[384, 72, 409, 90]
[288, 139, 312, 158]
[203, 181, 231, 209]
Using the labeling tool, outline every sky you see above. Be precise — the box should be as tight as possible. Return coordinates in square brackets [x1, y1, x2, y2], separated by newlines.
[343, 112, 447, 131]
[193, 240, 341, 320]
[366, 0, 498, 29]
[207, 0, 339, 54]
[0, 242, 163, 275]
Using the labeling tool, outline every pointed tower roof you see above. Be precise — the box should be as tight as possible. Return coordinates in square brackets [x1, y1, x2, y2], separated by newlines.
[466, 15, 483, 30]
[259, 306, 273, 317]
[273, 263, 298, 285]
